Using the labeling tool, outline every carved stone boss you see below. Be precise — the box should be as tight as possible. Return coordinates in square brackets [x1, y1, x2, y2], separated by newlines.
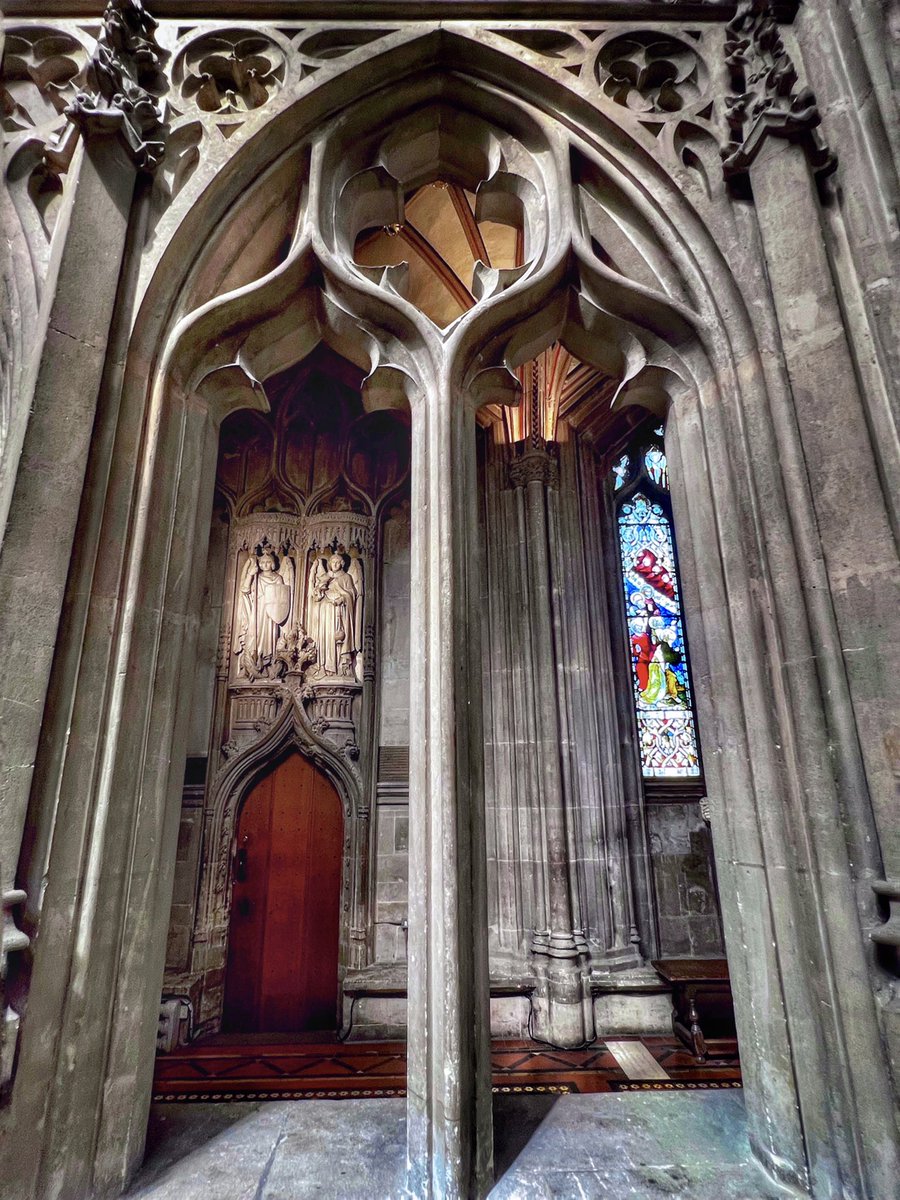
[224, 511, 373, 763]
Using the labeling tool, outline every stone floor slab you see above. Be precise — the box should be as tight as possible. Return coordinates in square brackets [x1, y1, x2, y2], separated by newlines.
[126, 1090, 783, 1199]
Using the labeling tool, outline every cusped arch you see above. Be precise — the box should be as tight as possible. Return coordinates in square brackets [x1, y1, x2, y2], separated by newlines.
[199, 696, 362, 963]
[130, 26, 756, 438]
[116, 30, 820, 1194]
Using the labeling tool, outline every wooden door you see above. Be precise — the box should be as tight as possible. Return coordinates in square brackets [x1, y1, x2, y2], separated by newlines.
[223, 752, 343, 1033]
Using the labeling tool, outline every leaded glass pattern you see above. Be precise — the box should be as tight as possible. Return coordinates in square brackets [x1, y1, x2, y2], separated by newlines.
[644, 445, 668, 489]
[613, 453, 629, 490]
[614, 437, 701, 779]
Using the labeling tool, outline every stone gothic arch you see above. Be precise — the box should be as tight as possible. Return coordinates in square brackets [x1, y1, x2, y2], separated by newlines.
[199, 695, 364, 1017]
[1, 8, 898, 1200]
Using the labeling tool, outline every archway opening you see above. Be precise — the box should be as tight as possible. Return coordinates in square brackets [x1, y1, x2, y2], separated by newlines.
[128, 51, 804, 1200]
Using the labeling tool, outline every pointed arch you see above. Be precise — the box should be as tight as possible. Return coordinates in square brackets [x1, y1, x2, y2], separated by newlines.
[192, 697, 364, 1035]
[7, 25, 893, 1200]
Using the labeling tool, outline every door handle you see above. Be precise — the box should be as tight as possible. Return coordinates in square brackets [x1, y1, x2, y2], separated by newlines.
[233, 836, 249, 883]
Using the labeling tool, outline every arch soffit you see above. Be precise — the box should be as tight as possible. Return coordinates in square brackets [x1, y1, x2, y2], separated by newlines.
[131, 27, 757, 429]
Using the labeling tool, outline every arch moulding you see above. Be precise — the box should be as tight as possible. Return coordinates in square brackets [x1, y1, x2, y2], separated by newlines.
[2, 14, 897, 1200]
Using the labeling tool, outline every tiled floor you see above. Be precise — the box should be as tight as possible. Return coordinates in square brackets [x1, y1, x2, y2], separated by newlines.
[126, 1090, 784, 1199]
[153, 1036, 741, 1100]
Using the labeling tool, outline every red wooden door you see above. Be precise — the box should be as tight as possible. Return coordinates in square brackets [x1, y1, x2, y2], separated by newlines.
[223, 752, 343, 1033]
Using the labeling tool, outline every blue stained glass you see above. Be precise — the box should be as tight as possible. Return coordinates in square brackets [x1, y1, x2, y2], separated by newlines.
[644, 445, 668, 490]
[617, 492, 700, 778]
[613, 454, 629, 490]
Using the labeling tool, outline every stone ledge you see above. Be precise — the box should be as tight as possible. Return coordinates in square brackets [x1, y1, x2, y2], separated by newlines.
[343, 962, 537, 997]
[2, 1, 802, 21]
[589, 965, 671, 995]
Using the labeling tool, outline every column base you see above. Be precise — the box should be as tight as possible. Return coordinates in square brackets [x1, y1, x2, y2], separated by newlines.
[529, 953, 594, 1047]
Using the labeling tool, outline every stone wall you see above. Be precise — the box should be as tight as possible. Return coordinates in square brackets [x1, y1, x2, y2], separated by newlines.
[1, 4, 898, 1199]
[646, 804, 724, 959]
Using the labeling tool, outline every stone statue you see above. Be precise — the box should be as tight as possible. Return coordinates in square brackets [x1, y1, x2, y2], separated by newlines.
[307, 551, 363, 680]
[233, 545, 295, 678]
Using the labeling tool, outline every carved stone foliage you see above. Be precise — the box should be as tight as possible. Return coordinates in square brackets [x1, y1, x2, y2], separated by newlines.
[66, 0, 168, 171]
[508, 445, 560, 490]
[722, 0, 834, 180]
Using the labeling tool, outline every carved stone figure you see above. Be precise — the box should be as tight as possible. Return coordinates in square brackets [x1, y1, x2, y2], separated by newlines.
[307, 551, 363, 681]
[233, 545, 295, 679]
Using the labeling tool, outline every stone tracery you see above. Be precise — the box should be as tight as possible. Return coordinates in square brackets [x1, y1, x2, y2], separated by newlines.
[0, 5, 897, 1200]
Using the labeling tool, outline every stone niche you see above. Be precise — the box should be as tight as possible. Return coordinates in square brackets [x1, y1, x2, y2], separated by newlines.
[162, 345, 412, 1036]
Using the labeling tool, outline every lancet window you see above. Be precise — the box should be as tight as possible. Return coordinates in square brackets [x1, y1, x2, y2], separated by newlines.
[613, 427, 701, 779]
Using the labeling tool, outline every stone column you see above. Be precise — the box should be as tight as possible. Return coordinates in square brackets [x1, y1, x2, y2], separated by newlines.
[0, 0, 165, 1046]
[749, 134, 900, 1198]
[560, 437, 644, 974]
[405, 370, 492, 1199]
[508, 443, 592, 1047]
[717, 3, 900, 1194]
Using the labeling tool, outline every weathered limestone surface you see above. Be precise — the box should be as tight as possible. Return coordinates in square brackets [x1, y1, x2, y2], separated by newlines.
[0, 4, 897, 1200]
[122, 1091, 782, 1200]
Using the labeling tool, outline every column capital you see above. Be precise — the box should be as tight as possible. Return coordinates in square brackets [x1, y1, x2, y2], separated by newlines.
[66, 0, 168, 173]
[721, 0, 835, 184]
[507, 443, 559, 490]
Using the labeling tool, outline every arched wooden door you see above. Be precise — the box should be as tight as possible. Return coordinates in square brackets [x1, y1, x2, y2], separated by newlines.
[223, 752, 343, 1033]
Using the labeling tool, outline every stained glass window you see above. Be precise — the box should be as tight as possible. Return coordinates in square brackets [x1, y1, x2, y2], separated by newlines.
[613, 454, 629, 491]
[644, 445, 668, 490]
[613, 433, 701, 779]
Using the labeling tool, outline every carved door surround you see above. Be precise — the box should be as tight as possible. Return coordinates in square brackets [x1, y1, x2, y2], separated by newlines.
[3, 8, 898, 1200]
[181, 363, 409, 1036]
[188, 506, 377, 1037]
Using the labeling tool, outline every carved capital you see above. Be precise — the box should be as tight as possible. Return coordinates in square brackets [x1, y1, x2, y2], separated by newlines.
[66, 0, 168, 172]
[508, 445, 559, 490]
[721, 0, 835, 183]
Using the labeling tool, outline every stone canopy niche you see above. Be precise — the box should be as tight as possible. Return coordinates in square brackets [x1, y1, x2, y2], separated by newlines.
[163, 346, 410, 1036]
